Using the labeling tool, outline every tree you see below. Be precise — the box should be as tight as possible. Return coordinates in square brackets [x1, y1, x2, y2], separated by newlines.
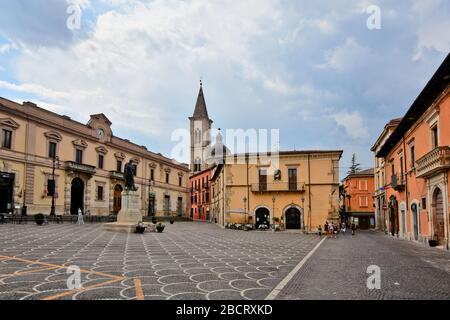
[347, 153, 362, 175]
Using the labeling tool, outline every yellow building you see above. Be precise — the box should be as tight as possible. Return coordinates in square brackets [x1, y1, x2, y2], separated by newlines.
[0, 97, 189, 218]
[210, 150, 342, 232]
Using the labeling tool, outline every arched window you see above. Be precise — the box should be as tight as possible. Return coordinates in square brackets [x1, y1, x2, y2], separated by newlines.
[194, 157, 201, 172]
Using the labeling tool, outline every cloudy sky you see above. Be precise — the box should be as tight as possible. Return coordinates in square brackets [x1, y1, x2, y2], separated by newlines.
[0, 0, 449, 178]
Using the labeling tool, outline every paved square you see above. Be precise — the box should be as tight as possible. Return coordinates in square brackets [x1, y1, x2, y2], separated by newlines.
[0, 222, 320, 300]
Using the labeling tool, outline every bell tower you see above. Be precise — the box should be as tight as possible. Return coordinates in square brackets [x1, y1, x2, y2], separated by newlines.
[189, 81, 213, 173]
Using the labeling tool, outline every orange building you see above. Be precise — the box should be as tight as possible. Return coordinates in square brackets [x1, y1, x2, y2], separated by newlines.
[342, 169, 375, 229]
[189, 168, 212, 221]
[376, 53, 450, 249]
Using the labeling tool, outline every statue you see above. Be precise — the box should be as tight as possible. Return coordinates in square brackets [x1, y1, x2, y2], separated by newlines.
[124, 160, 137, 191]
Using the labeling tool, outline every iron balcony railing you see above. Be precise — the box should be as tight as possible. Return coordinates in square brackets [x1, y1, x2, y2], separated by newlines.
[109, 171, 124, 180]
[416, 146, 450, 178]
[251, 182, 306, 193]
[391, 174, 405, 191]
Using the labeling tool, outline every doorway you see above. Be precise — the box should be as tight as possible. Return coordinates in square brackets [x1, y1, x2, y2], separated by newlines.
[255, 207, 270, 229]
[433, 188, 445, 245]
[285, 207, 301, 229]
[70, 178, 84, 215]
[0, 172, 14, 214]
[113, 184, 123, 214]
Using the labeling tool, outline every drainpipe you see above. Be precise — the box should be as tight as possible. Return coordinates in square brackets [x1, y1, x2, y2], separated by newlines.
[308, 153, 312, 232]
[403, 136, 409, 238]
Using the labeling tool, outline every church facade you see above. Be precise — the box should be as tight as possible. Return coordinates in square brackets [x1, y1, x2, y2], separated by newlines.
[0, 97, 190, 218]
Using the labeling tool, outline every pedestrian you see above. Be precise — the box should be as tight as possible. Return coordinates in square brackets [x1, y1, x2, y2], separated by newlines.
[324, 221, 329, 236]
[318, 225, 323, 237]
[77, 208, 84, 225]
[333, 223, 338, 238]
[328, 223, 334, 238]
[351, 222, 356, 236]
[341, 222, 346, 235]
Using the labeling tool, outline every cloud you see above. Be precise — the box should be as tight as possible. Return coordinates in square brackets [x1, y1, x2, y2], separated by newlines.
[333, 112, 369, 140]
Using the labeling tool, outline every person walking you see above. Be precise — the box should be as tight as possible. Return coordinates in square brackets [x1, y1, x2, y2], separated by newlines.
[341, 222, 347, 235]
[324, 221, 329, 236]
[318, 225, 323, 237]
[351, 222, 356, 236]
[77, 208, 84, 225]
[328, 223, 334, 238]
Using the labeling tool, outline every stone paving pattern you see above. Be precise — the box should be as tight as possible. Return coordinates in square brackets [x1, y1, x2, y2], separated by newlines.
[277, 230, 450, 300]
[0, 222, 319, 300]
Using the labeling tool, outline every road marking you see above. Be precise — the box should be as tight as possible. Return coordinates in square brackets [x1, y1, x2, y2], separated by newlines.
[134, 279, 145, 300]
[265, 237, 327, 300]
[42, 278, 124, 300]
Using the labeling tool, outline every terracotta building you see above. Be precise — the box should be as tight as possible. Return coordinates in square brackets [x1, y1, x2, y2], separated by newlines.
[342, 168, 375, 229]
[0, 97, 190, 218]
[375, 53, 450, 249]
[189, 168, 212, 221]
[371, 118, 401, 231]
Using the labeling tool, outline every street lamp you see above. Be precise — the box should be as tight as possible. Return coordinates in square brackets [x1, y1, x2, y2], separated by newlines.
[243, 197, 247, 224]
[50, 156, 60, 216]
[272, 196, 276, 229]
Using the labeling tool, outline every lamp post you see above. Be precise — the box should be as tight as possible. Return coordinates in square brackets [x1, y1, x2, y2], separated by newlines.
[243, 196, 247, 224]
[50, 156, 60, 216]
[272, 196, 276, 229]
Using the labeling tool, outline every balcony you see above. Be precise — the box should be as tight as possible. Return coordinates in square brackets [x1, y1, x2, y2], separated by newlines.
[65, 161, 96, 175]
[416, 146, 450, 178]
[110, 171, 124, 180]
[251, 182, 306, 193]
[391, 174, 405, 191]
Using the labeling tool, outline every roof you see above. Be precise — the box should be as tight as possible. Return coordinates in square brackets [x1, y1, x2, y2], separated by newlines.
[343, 168, 374, 181]
[370, 118, 402, 151]
[228, 150, 344, 158]
[192, 84, 209, 118]
[377, 53, 450, 158]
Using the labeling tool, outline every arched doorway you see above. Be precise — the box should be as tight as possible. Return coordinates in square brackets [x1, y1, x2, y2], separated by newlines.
[411, 203, 419, 241]
[113, 184, 123, 214]
[285, 207, 301, 229]
[400, 202, 406, 237]
[433, 188, 445, 245]
[389, 196, 398, 236]
[70, 178, 84, 215]
[255, 207, 270, 229]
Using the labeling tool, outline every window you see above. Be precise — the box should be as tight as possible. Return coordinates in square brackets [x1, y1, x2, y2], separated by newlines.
[132, 164, 137, 176]
[150, 169, 154, 181]
[259, 169, 267, 191]
[410, 144, 415, 168]
[288, 168, 298, 191]
[359, 179, 368, 191]
[179, 176, 182, 187]
[2, 129, 12, 149]
[47, 179, 56, 196]
[431, 125, 439, 148]
[98, 154, 104, 169]
[49, 142, 57, 159]
[97, 186, 104, 201]
[75, 149, 83, 164]
[359, 196, 368, 207]
[399, 155, 404, 182]
[116, 160, 122, 172]
[422, 196, 427, 210]
[166, 172, 170, 184]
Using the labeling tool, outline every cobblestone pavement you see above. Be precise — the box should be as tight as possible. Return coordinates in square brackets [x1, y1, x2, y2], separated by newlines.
[0, 222, 320, 300]
[277, 230, 450, 300]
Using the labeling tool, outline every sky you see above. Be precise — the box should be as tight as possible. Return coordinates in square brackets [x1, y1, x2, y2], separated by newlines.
[0, 0, 449, 179]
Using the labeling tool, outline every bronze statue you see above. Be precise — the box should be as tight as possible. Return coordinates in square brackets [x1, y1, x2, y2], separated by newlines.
[124, 160, 137, 191]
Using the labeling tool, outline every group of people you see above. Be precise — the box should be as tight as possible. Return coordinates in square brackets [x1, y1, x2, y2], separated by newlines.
[317, 221, 356, 238]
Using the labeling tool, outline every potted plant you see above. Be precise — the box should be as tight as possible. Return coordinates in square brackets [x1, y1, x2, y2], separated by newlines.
[156, 222, 165, 233]
[169, 215, 175, 224]
[135, 222, 146, 234]
[151, 217, 157, 224]
[35, 213, 45, 226]
[429, 236, 438, 247]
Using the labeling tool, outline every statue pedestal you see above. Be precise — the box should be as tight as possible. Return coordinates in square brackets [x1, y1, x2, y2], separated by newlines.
[104, 190, 142, 233]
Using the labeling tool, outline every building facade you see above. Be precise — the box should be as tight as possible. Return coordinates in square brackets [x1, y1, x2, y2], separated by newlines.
[210, 151, 343, 231]
[376, 53, 450, 249]
[189, 168, 212, 221]
[371, 118, 401, 231]
[342, 169, 375, 230]
[0, 97, 190, 218]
